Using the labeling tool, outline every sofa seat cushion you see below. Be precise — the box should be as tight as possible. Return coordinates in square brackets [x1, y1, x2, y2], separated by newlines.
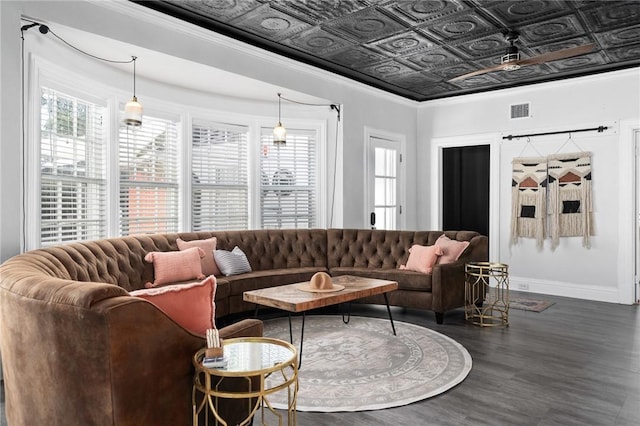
[329, 267, 432, 292]
[224, 267, 328, 296]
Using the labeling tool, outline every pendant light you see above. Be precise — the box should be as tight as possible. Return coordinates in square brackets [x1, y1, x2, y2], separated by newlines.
[273, 92, 286, 145]
[123, 56, 143, 127]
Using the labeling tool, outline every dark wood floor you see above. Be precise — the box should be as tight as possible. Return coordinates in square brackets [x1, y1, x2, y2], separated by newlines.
[1, 291, 638, 425]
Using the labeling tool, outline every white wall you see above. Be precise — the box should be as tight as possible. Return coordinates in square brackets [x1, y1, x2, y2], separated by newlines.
[0, 0, 418, 261]
[419, 68, 640, 303]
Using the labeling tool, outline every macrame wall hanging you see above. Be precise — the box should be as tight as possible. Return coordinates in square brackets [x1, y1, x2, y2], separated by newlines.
[511, 156, 548, 248]
[547, 152, 594, 248]
[510, 151, 594, 248]
[507, 126, 604, 249]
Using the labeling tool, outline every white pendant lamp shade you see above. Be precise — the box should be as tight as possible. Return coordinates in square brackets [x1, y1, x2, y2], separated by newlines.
[124, 96, 143, 126]
[273, 122, 286, 145]
[273, 92, 286, 145]
[124, 56, 142, 127]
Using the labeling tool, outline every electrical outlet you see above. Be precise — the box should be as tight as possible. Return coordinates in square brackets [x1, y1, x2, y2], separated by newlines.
[518, 283, 530, 290]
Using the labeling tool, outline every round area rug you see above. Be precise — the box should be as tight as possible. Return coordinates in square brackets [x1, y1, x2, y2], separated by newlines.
[263, 315, 472, 412]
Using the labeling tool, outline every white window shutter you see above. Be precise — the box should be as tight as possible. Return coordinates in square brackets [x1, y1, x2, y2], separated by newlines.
[260, 128, 317, 229]
[191, 120, 249, 231]
[118, 114, 179, 235]
[39, 87, 107, 246]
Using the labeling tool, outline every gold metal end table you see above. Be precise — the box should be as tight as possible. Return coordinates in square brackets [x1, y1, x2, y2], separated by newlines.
[465, 262, 510, 327]
[192, 337, 298, 426]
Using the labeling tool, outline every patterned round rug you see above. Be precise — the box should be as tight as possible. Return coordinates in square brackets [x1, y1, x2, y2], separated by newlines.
[263, 315, 472, 412]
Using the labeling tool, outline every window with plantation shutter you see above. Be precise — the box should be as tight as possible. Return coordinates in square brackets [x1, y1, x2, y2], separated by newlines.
[260, 128, 317, 229]
[119, 114, 179, 235]
[40, 87, 107, 246]
[191, 120, 249, 230]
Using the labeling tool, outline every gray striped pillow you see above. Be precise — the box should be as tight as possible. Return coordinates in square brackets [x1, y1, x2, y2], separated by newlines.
[213, 246, 252, 276]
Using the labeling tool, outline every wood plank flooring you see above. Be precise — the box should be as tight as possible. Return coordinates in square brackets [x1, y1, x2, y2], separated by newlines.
[1, 291, 638, 425]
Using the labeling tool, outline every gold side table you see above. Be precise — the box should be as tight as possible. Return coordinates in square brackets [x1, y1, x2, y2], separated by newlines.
[465, 262, 509, 327]
[192, 337, 298, 426]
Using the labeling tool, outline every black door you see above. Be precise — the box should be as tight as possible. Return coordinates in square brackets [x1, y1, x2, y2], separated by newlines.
[442, 145, 490, 236]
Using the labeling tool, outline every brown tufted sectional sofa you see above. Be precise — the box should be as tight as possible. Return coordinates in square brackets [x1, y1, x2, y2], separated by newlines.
[0, 228, 487, 425]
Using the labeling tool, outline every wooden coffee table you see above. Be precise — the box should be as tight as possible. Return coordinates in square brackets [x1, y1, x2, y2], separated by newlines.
[243, 275, 398, 367]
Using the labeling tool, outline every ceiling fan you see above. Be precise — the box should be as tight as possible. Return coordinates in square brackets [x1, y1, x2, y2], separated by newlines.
[449, 30, 595, 82]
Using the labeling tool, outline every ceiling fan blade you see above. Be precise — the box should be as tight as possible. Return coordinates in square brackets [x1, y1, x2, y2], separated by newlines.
[518, 43, 596, 66]
[448, 63, 508, 82]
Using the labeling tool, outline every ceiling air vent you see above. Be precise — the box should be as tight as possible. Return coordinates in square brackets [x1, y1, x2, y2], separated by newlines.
[510, 102, 530, 119]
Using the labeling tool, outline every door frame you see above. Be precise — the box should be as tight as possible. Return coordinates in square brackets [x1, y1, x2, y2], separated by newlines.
[619, 119, 640, 304]
[364, 127, 406, 230]
[430, 133, 501, 261]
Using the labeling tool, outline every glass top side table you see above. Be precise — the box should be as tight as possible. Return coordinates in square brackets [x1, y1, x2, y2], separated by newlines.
[192, 337, 298, 426]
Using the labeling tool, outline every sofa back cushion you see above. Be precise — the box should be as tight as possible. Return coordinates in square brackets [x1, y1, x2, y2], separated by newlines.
[327, 229, 483, 270]
[199, 229, 328, 272]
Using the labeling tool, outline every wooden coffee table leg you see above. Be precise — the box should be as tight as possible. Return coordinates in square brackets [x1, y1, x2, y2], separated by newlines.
[383, 293, 397, 336]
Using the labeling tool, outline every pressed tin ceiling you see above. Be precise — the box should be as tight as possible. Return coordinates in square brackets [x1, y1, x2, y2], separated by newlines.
[134, 0, 640, 101]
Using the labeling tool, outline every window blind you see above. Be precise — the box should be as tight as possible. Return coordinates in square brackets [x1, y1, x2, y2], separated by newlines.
[40, 87, 106, 245]
[260, 128, 317, 229]
[191, 120, 249, 231]
[119, 114, 179, 235]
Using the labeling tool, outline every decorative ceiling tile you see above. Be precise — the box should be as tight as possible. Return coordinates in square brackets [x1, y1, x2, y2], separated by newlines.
[519, 14, 587, 44]
[324, 6, 409, 43]
[579, 1, 640, 31]
[390, 0, 464, 24]
[363, 60, 416, 78]
[285, 26, 353, 55]
[594, 25, 640, 48]
[484, 0, 572, 26]
[454, 32, 511, 58]
[272, 0, 368, 23]
[229, 4, 311, 41]
[389, 70, 442, 88]
[420, 10, 495, 41]
[327, 46, 388, 68]
[368, 30, 435, 56]
[404, 47, 462, 69]
[606, 44, 640, 62]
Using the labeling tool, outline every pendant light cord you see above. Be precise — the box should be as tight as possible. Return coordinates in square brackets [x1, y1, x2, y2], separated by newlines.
[22, 20, 136, 65]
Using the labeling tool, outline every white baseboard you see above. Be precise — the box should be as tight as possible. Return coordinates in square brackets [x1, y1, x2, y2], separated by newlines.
[509, 276, 622, 304]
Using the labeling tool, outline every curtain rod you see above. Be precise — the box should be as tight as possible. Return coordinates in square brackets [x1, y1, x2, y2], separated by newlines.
[503, 125, 608, 141]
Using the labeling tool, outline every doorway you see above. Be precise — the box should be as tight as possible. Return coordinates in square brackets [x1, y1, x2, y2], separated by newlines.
[366, 134, 404, 230]
[442, 145, 490, 236]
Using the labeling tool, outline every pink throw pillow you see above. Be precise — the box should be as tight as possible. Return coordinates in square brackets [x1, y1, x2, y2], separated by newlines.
[177, 237, 221, 276]
[400, 244, 443, 274]
[130, 276, 217, 335]
[435, 234, 470, 264]
[144, 247, 206, 288]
